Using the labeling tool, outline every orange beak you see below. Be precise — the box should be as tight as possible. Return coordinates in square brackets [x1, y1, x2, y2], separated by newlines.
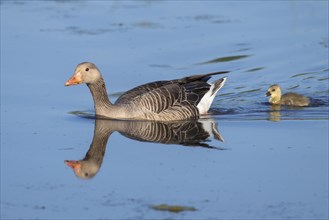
[65, 160, 81, 170]
[65, 72, 83, 86]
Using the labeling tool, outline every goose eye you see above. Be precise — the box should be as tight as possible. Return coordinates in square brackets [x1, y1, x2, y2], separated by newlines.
[85, 68, 89, 71]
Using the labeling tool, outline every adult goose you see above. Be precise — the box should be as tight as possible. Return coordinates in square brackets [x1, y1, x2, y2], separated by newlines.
[266, 84, 310, 107]
[65, 62, 228, 121]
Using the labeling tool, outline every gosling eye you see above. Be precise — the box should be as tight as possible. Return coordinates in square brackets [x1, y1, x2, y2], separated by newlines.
[85, 68, 89, 71]
[84, 172, 89, 176]
[271, 89, 276, 92]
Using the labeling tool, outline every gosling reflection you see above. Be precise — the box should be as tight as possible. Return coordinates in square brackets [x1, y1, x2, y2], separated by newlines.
[267, 104, 311, 122]
[65, 119, 224, 179]
[268, 105, 282, 122]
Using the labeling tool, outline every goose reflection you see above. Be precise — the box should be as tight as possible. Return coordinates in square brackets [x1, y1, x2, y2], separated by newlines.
[65, 118, 224, 179]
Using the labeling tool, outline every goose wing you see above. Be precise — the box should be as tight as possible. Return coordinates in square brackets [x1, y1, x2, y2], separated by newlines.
[115, 80, 172, 105]
[120, 80, 211, 115]
[115, 71, 228, 105]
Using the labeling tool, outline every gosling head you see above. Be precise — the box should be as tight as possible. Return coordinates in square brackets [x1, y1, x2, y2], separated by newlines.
[266, 84, 282, 104]
[65, 62, 102, 86]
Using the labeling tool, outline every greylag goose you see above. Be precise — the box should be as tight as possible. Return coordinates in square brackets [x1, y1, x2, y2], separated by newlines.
[266, 84, 310, 106]
[65, 62, 228, 121]
[65, 118, 224, 179]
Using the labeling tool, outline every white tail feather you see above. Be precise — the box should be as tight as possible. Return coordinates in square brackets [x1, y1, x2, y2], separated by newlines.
[197, 77, 227, 114]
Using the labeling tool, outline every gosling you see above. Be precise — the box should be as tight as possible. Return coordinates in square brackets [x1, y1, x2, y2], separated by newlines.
[266, 84, 310, 106]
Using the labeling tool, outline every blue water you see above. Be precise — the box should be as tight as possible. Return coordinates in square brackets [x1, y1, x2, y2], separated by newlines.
[1, 1, 328, 219]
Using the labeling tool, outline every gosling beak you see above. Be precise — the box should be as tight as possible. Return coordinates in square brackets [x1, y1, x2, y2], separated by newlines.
[266, 91, 271, 97]
[65, 160, 81, 170]
[65, 72, 83, 86]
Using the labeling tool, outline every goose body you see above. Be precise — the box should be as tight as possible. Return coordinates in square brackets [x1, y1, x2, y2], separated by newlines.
[266, 84, 310, 107]
[65, 62, 227, 121]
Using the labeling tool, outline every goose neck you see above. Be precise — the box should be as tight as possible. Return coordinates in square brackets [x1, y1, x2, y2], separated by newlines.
[87, 78, 113, 115]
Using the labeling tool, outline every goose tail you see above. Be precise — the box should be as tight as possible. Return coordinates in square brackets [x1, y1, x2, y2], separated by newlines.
[197, 77, 227, 114]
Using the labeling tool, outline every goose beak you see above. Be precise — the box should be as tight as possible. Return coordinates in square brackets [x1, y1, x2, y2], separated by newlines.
[65, 72, 83, 86]
[65, 160, 81, 170]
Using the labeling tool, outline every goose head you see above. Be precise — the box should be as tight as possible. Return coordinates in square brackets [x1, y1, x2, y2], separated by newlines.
[65, 62, 102, 86]
[266, 84, 282, 104]
[65, 160, 100, 179]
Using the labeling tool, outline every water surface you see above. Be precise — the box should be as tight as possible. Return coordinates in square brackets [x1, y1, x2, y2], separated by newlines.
[1, 1, 328, 219]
